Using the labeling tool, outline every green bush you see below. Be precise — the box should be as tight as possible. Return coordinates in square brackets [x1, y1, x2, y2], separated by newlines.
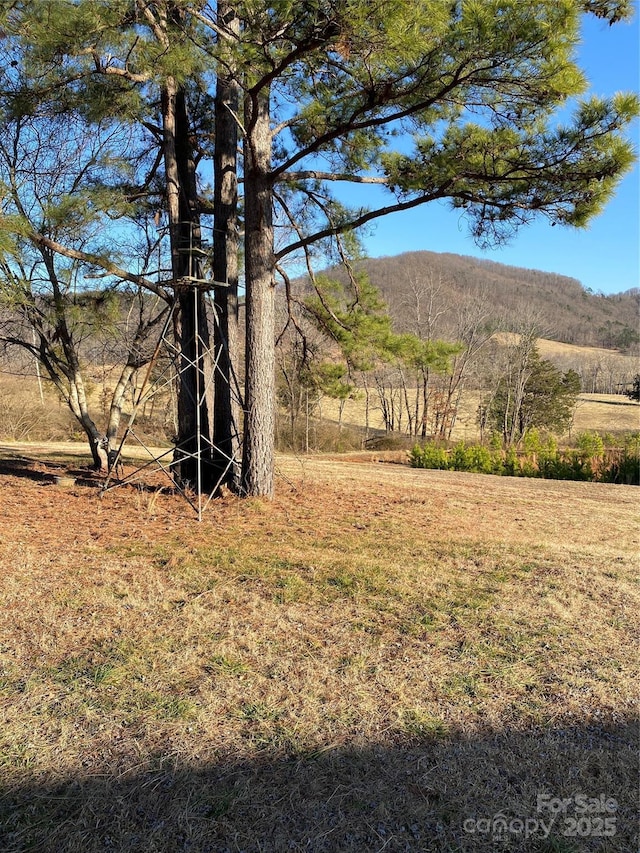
[410, 438, 639, 486]
[576, 431, 605, 459]
[523, 429, 557, 457]
[449, 441, 497, 474]
[624, 432, 640, 455]
[542, 451, 594, 481]
[410, 443, 449, 470]
[502, 447, 522, 477]
[522, 428, 542, 454]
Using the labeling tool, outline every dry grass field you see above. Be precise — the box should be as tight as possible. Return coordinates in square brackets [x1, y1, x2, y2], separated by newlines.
[0, 445, 637, 852]
[317, 336, 639, 442]
[321, 391, 639, 442]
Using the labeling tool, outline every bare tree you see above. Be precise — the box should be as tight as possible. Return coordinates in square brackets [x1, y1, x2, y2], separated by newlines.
[0, 110, 170, 469]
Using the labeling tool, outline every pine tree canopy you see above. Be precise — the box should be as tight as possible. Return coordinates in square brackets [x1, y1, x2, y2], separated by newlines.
[1, 0, 637, 261]
[1, 0, 637, 496]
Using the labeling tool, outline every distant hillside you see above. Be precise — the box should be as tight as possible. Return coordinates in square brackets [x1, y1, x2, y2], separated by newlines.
[322, 251, 639, 351]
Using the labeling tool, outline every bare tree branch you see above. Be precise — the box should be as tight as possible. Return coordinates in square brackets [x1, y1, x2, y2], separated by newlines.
[26, 230, 171, 301]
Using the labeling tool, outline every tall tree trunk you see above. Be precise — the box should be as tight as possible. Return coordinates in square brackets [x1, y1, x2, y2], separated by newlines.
[242, 89, 275, 497]
[212, 4, 241, 490]
[163, 80, 215, 490]
[398, 367, 412, 435]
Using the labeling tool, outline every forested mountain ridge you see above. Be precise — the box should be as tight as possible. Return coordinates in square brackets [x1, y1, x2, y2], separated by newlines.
[331, 251, 639, 352]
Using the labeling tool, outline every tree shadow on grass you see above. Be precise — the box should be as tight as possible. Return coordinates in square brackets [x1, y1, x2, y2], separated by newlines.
[0, 720, 636, 853]
[0, 453, 97, 484]
[0, 454, 172, 493]
[0, 456, 63, 483]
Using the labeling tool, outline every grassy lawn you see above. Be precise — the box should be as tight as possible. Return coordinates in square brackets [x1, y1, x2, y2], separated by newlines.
[0, 451, 637, 851]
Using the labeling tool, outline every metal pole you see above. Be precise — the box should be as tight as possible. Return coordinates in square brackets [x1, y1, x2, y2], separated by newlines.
[194, 284, 203, 522]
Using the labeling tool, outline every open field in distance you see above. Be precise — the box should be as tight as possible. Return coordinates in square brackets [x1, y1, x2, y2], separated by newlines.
[320, 392, 640, 442]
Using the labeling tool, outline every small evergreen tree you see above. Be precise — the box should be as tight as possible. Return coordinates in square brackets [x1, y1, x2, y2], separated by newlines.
[304, 271, 458, 435]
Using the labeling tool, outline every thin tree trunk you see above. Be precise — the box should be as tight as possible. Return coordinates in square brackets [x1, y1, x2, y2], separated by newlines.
[106, 363, 135, 442]
[421, 366, 430, 438]
[398, 367, 412, 435]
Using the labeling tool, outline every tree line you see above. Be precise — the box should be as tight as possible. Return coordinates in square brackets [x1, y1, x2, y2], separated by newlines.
[345, 252, 640, 353]
[275, 271, 587, 451]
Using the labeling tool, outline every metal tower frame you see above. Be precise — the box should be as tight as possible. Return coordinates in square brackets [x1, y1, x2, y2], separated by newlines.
[101, 228, 243, 521]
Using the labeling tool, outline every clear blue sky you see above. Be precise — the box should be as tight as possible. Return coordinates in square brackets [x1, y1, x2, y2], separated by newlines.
[353, 9, 640, 296]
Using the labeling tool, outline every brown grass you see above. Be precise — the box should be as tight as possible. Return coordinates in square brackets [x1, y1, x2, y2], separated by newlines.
[571, 395, 640, 434]
[321, 391, 639, 442]
[0, 448, 638, 852]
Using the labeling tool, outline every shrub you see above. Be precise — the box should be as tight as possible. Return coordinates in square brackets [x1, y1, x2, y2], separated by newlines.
[410, 438, 639, 486]
[502, 447, 522, 477]
[576, 431, 605, 459]
[536, 450, 594, 481]
[410, 443, 449, 470]
[522, 428, 543, 454]
[489, 432, 503, 452]
[449, 441, 497, 474]
[624, 432, 640, 455]
[602, 446, 640, 485]
[412, 442, 505, 475]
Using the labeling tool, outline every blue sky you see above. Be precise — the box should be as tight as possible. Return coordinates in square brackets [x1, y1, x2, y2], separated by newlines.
[352, 9, 640, 296]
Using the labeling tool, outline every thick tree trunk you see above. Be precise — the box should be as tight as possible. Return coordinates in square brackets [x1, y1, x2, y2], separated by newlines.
[163, 80, 215, 490]
[242, 90, 275, 497]
[173, 286, 215, 488]
[213, 6, 241, 490]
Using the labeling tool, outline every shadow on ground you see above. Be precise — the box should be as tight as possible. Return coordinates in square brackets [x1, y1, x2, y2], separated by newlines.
[0, 721, 636, 853]
[0, 453, 95, 484]
[0, 453, 170, 492]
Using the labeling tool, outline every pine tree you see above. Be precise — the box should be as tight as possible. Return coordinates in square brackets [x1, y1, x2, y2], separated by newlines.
[209, 0, 639, 494]
[2, 1, 637, 496]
